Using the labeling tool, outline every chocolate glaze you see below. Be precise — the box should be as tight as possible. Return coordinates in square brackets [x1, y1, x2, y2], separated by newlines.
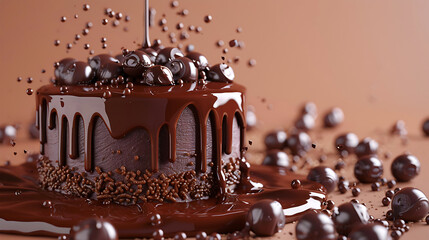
[0, 162, 325, 238]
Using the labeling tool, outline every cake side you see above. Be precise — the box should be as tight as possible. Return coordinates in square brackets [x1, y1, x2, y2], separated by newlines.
[36, 82, 246, 203]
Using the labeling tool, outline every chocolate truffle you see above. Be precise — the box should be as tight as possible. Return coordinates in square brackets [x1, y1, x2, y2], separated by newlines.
[140, 65, 174, 86]
[286, 131, 312, 156]
[55, 58, 94, 85]
[208, 64, 235, 82]
[355, 137, 378, 157]
[262, 150, 289, 167]
[264, 130, 287, 150]
[246, 200, 286, 236]
[332, 202, 370, 236]
[323, 107, 344, 128]
[89, 54, 122, 81]
[335, 133, 359, 154]
[165, 57, 198, 82]
[354, 156, 383, 183]
[186, 51, 209, 70]
[307, 166, 338, 193]
[391, 154, 420, 182]
[123, 50, 153, 78]
[155, 47, 184, 65]
[422, 119, 429, 136]
[294, 114, 315, 131]
[69, 218, 118, 240]
[348, 223, 389, 240]
[301, 102, 317, 118]
[391, 187, 429, 222]
[295, 212, 336, 240]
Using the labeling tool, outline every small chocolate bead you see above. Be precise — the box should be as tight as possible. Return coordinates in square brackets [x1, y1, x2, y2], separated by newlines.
[371, 182, 380, 191]
[323, 107, 344, 128]
[352, 187, 361, 197]
[391, 154, 420, 182]
[291, 179, 301, 189]
[382, 197, 391, 206]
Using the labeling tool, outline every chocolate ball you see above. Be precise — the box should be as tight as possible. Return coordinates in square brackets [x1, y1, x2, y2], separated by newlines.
[295, 212, 335, 240]
[323, 107, 344, 128]
[391, 154, 420, 182]
[286, 131, 312, 156]
[55, 58, 94, 85]
[391, 187, 429, 222]
[155, 47, 184, 65]
[140, 65, 174, 86]
[165, 57, 198, 82]
[262, 150, 289, 167]
[335, 133, 359, 154]
[264, 130, 287, 150]
[140, 47, 158, 62]
[422, 119, 429, 136]
[186, 51, 209, 70]
[354, 156, 383, 183]
[349, 223, 389, 240]
[207, 64, 235, 82]
[355, 137, 378, 157]
[70, 218, 118, 240]
[307, 166, 338, 193]
[246, 200, 286, 236]
[294, 114, 315, 131]
[122, 50, 153, 78]
[332, 202, 370, 236]
[89, 54, 122, 81]
[301, 102, 318, 118]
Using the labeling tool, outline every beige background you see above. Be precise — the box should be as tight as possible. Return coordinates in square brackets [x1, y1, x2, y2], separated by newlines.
[1, 0, 429, 239]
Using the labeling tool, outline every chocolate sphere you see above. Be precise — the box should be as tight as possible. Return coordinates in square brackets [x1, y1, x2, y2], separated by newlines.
[264, 130, 287, 150]
[349, 223, 389, 240]
[391, 187, 429, 222]
[332, 202, 370, 236]
[207, 64, 235, 82]
[323, 107, 344, 128]
[307, 166, 338, 193]
[354, 156, 383, 183]
[263, 150, 289, 167]
[391, 154, 420, 182]
[246, 200, 286, 236]
[155, 47, 184, 65]
[335, 133, 359, 154]
[301, 102, 318, 118]
[355, 137, 378, 157]
[294, 114, 315, 131]
[186, 51, 209, 70]
[286, 131, 312, 156]
[122, 50, 153, 78]
[165, 57, 198, 82]
[295, 212, 336, 240]
[70, 218, 118, 240]
[422, 119, 429, 136]
[140, 47, 158, 62]
[140, 65, 174, 86]
[55, 58, 94, 85]
[89, 54, 122, 81]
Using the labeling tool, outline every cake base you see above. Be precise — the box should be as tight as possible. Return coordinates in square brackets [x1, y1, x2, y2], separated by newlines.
[0, 161, 325, 238]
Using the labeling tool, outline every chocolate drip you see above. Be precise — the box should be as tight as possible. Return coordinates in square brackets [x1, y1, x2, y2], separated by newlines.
[36, 82, 245, 192]
[143, 0, 151, 48]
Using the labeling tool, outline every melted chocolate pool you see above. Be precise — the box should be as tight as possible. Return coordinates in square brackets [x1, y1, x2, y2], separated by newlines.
[0, 162, 325, 238]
